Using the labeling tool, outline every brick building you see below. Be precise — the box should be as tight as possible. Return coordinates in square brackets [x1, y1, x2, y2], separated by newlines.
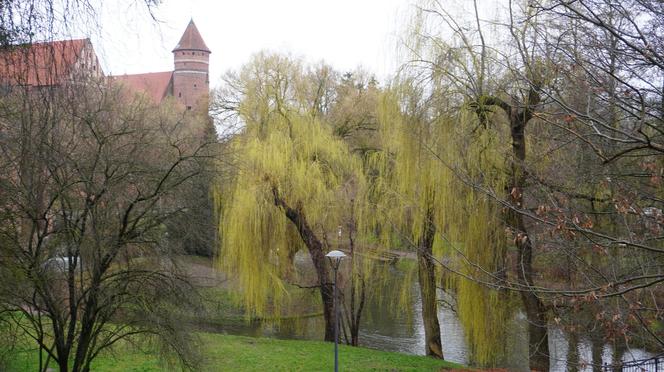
[113, 19, 211, 109]
[0, 38, 104, 88]
[0, 19, 211, 110]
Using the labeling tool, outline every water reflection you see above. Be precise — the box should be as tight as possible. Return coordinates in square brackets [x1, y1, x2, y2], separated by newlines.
[550, 327, 658, 372]
[357, 286, 469, 364]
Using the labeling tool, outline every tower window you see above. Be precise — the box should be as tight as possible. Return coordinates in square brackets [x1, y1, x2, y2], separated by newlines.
[194, 84, 197, 88]
[186, 106, 192, 110]
[178, 92, 182, 97]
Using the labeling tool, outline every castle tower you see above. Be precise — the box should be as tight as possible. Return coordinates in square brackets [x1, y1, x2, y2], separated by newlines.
[172, 19, 210, 110]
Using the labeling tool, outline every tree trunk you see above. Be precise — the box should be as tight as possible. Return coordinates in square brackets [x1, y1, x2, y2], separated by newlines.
[480, 92, 550, 370]
[612, 339, 625, 372]
[58, 358, 69, 372]
[346, 203, 365, 347]
[272, 187, 335, 341]
[509, 104, 549, 372]
[519, 279, 550, 371]
[344, 274, 365, 347]
[591, 330, 603, 372]
[54, 327, 69, 372]
[349, 278, 365, 346]
[567, 331, 579, 372]
[417, 204, 444, 359]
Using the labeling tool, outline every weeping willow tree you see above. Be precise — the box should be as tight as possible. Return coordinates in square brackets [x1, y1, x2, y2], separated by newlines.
[362, 82, 514, 365]
[215, 53, 368, 342]
[438, 110, 516, 367]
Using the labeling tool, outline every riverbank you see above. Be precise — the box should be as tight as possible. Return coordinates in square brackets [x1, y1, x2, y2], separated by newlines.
[5, 333, 464, 371]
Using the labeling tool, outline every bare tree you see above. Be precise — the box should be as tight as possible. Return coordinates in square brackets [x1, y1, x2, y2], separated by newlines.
[0, 76, 213, 371]
[0, 0, 160, 47]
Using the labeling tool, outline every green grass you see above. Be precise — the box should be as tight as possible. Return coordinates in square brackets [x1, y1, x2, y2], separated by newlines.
[5, 333, 463, 371]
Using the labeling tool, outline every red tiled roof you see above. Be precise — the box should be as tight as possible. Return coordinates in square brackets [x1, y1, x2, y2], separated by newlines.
[0, 39, 92, 86]
[173, 20, 210, 53]
[112, 71, 173, 104]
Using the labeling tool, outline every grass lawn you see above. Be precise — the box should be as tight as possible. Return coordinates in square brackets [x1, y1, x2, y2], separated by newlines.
[6, 333, 464, 371]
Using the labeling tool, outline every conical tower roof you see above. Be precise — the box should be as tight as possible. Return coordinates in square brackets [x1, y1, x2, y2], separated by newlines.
[172, 19, 210, 53]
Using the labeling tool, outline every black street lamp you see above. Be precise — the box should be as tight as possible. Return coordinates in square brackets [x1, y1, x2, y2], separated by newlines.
[326, 249, 346, 372]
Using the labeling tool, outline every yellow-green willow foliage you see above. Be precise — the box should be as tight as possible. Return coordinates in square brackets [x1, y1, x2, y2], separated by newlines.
[216, 53, 367, 319]
[365, 87, 514, 366]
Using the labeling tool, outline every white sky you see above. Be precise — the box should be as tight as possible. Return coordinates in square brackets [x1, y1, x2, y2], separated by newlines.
[83, 0, 415, 88]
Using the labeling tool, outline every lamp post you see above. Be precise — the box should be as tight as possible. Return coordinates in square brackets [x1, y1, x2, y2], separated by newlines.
[326, 249, 346, 372]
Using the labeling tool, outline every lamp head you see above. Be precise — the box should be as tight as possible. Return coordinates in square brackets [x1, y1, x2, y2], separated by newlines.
[326, 250, 346, 269]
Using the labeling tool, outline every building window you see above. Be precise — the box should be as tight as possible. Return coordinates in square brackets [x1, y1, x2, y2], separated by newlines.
[186, 106, 192, 110]
[194, 84, 197, 88]
[178, 92, 181, 97]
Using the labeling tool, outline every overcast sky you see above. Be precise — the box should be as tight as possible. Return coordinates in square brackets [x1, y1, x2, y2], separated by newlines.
[84, 0, 414, 88]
